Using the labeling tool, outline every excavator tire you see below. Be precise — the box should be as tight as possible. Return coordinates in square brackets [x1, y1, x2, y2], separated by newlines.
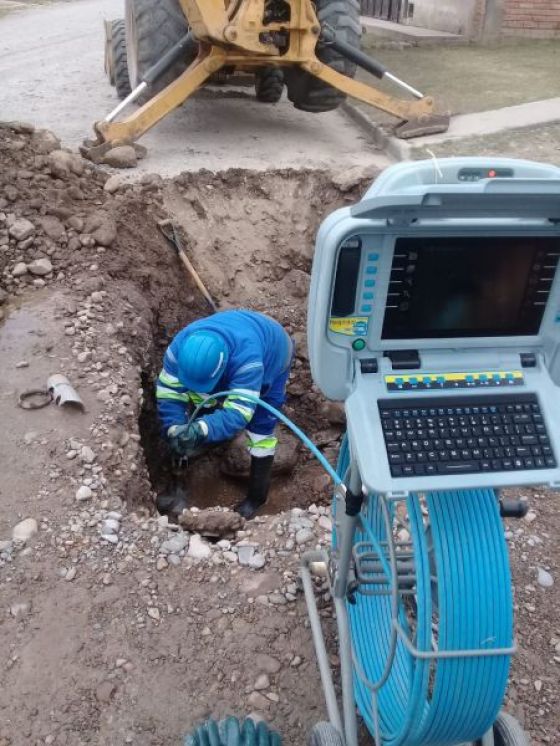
[104, 19, 116, 86]
[286, 0, 362, 113]
[111, 19, 132, 100]
[124, 0, 193, 104]
[255, 67, 284, 103]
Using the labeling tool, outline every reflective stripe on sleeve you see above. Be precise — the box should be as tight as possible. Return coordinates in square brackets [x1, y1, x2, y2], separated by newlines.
[158, 371, 183, 389]
[224, 400, 254, 421]
[189, 392, 218, 408]
[155, 386, 191, 403]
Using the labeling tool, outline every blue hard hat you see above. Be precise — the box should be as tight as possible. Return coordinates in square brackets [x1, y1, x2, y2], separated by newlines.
[177, 331, 228, 393]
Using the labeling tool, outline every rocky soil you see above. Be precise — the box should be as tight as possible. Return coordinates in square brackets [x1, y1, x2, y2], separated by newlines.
[0, 122, 558, 745]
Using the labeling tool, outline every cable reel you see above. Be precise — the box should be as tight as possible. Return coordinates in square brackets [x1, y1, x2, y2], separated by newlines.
[335, 436, 514, 746]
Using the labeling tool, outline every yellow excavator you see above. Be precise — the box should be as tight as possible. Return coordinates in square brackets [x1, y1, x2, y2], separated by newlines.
[88, 0, 449, 161]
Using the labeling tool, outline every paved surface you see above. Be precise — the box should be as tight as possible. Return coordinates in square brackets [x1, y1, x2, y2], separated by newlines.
[409, 121, 560, 167]
[359, 96, 560, 161]
[0, 0, 389, 177]
[361, 16, 463, 43]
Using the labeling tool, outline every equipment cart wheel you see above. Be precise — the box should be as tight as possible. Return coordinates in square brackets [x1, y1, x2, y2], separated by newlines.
[492, 712, 530, 746]
[286, 0, 361, 113]
[308, 722, 344, 746]
[124, 0, 194, 104]
[110, 19, 132, 100]
[255, 67, 284, 103]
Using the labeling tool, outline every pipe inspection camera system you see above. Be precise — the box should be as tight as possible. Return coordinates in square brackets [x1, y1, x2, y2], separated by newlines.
[302, 157, 560, 746]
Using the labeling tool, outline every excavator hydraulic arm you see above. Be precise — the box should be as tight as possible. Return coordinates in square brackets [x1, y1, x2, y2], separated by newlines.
[85, 0, 449, 158]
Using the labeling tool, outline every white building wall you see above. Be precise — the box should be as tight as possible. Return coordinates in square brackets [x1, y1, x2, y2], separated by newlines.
[404, 0, 478, 34]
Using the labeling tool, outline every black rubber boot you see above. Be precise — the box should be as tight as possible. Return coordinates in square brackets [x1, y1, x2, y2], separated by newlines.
[156, 485, 188, 523]
[235, 455, 274, 520]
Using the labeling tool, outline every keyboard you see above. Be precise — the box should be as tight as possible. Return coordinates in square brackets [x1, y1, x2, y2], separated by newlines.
[378, 394, 556, 478]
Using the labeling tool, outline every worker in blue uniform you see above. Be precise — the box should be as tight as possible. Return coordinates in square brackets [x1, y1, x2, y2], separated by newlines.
[156, 309, 294, 519]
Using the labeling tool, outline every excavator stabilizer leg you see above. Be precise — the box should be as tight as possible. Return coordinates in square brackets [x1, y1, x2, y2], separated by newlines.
[83, 46, 225, 158]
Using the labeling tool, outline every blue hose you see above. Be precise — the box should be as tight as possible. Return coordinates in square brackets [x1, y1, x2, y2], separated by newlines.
[337, 435, 513, 746]
[186, 389, 342, 485]
[185, 393, 513, 745]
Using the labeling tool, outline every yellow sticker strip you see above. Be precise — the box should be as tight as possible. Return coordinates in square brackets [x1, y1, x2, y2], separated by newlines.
[329, 317, 369, 337]
[385, 371, 524, 384]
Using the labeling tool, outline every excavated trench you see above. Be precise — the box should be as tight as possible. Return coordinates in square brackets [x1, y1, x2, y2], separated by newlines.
[0, 123, 377, 514]
[124, 168, 376, 513]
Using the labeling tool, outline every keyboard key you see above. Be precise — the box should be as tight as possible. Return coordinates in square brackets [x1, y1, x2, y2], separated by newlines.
[437, 461, 481, 474]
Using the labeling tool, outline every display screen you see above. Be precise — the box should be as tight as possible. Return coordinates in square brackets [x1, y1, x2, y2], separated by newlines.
[382, 236, 560, 340]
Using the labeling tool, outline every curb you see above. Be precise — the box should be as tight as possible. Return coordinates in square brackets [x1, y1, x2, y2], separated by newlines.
[342, 102, 411, 162]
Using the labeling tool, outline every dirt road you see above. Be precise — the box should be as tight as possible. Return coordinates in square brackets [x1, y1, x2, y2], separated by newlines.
[0, 0, 389, 177]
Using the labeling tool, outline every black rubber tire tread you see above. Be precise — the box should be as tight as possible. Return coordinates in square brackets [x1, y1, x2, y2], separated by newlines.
[286, 0, 362, 113]
[105, 20, 116, 85]
[493, 713, 531, 746]
[124, 0, 192, 104]
[308, 722, 345, 746]
[111, 19, 132, 100]
[255, 67, 284, 103]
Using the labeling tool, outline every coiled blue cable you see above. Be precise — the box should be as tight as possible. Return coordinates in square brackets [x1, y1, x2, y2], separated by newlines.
[185, 394, 513, 745]
[338, 436, 513, 746]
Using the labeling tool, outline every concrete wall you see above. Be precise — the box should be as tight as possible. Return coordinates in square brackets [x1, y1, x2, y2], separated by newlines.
[403, 0, 478, 34]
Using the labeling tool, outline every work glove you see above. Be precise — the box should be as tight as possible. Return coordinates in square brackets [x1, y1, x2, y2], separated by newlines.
[167, 421, 206, 458]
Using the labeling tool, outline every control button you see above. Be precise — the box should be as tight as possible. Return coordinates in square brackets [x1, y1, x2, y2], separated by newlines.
[363, 292, 374, 300]
[364, 280, 376, 288]
[479, 374, 488, 382]
[366, 267, 378, 275]
[436, 376, 445, 384]
[493, 373, 501, 381]
[395, 377, 404, 386]
[466, 375, 474, 383]
[423, 377, 431, 384]
[409, 377, 418, 385]
[506, 373, 514, 380]
[368, 253, 380, 261]
[352, 339, 366, 352]
[361, 305, 372, 313]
